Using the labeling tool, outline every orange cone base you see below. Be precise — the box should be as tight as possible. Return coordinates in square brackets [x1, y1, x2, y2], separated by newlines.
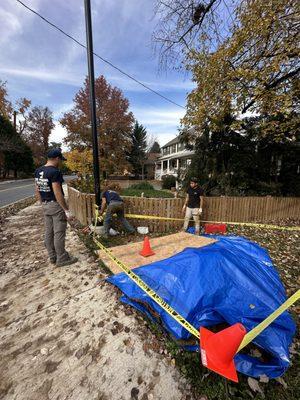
[139, 249, 155, 257]
[139, 236, 155, 257]
[200, 324, 246, 383]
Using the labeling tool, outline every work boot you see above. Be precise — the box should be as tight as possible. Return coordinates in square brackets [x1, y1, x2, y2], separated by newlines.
[49, 258, 56, 265]
[56, 256, 78, 267]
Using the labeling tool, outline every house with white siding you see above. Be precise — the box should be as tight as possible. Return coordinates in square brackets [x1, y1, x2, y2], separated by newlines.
[155, 135, 195, 181]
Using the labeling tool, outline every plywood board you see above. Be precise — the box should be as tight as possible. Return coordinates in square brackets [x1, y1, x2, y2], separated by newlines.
[98, 232, 216, 274]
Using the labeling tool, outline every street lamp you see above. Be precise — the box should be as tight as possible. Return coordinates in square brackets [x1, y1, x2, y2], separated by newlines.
[84, 0, 101, 206]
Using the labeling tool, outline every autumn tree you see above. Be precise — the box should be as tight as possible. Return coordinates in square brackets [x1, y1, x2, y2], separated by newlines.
[60, 76, 134, 176]
[154, 1, 299, 139]
[0, 80, 31, 134]
[48, 141, 62, 151]
[23, 106, 54, 166]
[64, 148, 93, 176]
[153, 0, 229, 68]
[127, 121, 148, 175]
[0, 81, 13, 117]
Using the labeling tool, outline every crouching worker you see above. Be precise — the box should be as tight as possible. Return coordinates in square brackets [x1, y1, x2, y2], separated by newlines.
[99, 184, 135, 238]
[182, 177, 204, 235]
[35, 148, 78, 267]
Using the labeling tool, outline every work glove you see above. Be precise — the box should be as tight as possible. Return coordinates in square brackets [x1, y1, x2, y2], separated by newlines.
[65, 210, 73, 220]
[199, 208, 203, 215]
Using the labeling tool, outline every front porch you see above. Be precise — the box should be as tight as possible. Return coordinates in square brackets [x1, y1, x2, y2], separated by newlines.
[154, 157, 192, 180]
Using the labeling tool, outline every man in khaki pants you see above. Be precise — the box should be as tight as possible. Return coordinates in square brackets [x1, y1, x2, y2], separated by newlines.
[182, 177, 204, 235]
[35, 149, 78, 267]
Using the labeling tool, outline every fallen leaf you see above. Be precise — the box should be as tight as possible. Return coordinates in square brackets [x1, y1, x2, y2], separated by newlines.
[275, 377, 288, 389]
[259, 374, 269, 383]
[248, 377, 265, 397]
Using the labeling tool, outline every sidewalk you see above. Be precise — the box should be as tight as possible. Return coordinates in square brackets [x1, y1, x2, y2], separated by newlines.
[0, 203, 192, 400]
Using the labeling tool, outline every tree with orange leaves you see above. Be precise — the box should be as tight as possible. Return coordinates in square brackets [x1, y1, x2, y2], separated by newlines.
[60, 75, 134, 177]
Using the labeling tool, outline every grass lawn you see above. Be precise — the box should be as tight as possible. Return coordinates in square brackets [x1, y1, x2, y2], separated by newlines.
[121, 181, 174, 198]
[121, 187, 173, 198]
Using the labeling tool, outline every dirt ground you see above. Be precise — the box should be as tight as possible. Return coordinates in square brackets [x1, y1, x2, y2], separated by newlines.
[0, 203, 193, 400]
[98, 232, 216, 274]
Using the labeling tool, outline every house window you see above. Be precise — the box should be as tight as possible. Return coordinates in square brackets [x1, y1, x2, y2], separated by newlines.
[171, 144, 176, 153]
[179, 159, 186, 168]
[171, 159, 177, 169]
[178, 142, 185, 151]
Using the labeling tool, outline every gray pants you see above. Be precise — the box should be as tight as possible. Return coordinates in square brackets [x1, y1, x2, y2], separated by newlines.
[42, 202, 69, 263]
[183, 207, 200, 234]
[104, 201, 135, 235]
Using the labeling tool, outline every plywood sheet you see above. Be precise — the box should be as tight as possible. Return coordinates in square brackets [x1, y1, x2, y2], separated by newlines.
[98, 232, 216, 274]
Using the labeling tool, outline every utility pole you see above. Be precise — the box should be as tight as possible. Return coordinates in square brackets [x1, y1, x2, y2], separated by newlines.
[84, 0, 101, 206]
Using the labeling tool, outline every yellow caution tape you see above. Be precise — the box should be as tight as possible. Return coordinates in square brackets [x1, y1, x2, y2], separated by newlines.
[94, 204, 300, 231]
[93, 204, 300, 348]
[123, 213, 300, 232]
[238, 289, 300, 352]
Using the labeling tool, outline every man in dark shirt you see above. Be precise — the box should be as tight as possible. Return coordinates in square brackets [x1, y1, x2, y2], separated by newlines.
[182, 177, 204, 235]
[98, 184, 135, 238]
[35, 149, 78, 266]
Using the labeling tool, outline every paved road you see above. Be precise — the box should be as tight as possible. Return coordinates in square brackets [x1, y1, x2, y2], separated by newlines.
[0, 176, 75, 208]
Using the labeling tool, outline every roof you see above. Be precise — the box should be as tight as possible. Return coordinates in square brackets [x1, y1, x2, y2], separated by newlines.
[161, 136, 180, 148]
[158, 149, 195, 161]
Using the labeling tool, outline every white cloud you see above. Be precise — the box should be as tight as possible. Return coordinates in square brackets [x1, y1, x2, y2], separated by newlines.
[0, 0, 40, 42]
[49, 121, 68, 150]
[1, 0, 190, 150]
[131, 106, 186, 145]
[108, 74, 195, 93]
[52, 103, 74, 119]
[132, 107, 185, 126]
[0, 66, 83, 86]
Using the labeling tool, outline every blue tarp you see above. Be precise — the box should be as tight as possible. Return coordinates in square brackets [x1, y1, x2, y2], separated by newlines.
[107, 234, 296, 378]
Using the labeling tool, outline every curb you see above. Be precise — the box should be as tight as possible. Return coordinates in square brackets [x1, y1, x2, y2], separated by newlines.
[0, 196, 36, 210]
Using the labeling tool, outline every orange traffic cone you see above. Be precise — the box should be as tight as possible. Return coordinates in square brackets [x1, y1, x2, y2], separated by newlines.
[200, 323, 246, 382]
[139, 236, 155, 257]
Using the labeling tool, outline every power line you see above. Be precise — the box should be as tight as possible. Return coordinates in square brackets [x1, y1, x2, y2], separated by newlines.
[15, 0, 186, 110]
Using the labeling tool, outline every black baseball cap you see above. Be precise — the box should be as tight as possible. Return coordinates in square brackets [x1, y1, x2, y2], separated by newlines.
[190, 177, 198, 183]
[47, 148, 67, 161]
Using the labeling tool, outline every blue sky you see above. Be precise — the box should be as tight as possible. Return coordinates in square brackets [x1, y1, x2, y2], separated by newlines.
[0, 0, 194, 148]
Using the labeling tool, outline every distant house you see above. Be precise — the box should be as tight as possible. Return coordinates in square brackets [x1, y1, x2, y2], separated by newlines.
[155, 135, 195, 181]
[143, 152, 160, 180]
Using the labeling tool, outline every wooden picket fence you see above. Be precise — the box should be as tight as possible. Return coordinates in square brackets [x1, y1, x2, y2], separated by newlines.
[67, 186, 300, 232]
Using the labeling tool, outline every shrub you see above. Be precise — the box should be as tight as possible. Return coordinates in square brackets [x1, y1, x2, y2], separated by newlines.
[162, 175, 176, 189]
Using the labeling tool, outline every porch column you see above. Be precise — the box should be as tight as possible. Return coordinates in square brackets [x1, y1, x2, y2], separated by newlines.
[176, 158, 179, 169]
[167, 159, 170, 174]
[160, 161, 163, 179]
